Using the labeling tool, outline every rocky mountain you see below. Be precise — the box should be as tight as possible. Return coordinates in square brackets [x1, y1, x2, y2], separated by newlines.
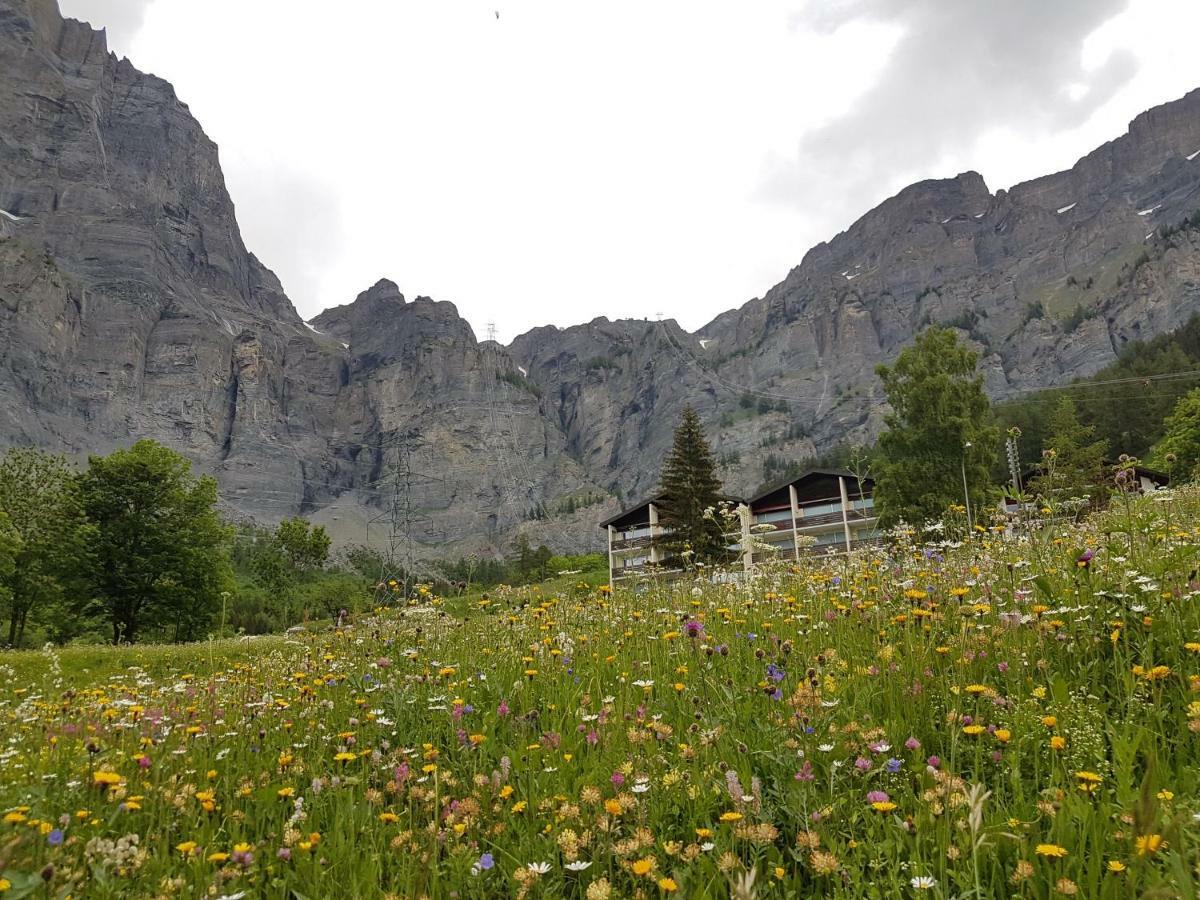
[2, 0, 1200, 558]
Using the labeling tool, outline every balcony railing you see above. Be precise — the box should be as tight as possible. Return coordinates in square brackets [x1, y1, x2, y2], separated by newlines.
[610, 534, 659, 551]
[797, 508, 874, 528]
[612, 563, 683, 580]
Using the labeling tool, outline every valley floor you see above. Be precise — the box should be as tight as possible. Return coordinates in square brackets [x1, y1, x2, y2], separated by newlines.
[3, 490, 1200, 897]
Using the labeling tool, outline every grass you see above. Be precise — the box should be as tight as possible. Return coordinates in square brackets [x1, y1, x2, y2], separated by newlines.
[3, 489, 1200, 897]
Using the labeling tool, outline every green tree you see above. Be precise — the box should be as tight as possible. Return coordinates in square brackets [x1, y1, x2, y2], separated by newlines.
[245, 518, 330, 625]
[276, 517, 331, 574]
[78, 440, 231, 644]
[533, 544, 553, 580]
[657, 406, 728, 565]
[874, 327, 999, 526]
[1149, 387, 1200, 480]
[0, 448, 92, 647]
[509, 533, 536, 582]
[1028, 396, 1109, 505]
[0, 512, 19, 625]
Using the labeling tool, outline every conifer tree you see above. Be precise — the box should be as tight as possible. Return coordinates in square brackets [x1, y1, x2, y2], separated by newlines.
[1029, 396, 1108, 505]
[657, 407, 728, 565]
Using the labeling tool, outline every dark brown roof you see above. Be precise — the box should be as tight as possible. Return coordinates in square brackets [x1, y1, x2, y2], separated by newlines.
[598, 492, 746, 529]
[749, 468, 874, 507]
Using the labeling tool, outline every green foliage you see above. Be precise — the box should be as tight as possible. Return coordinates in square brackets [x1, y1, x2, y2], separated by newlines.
[0, 448, 92, 647]
[1149, 387, 1200, 480]
[761, 452, 806, 486]
[1063, 303, 1098, 332]
[996, 314, 1200, 463]
[229, 518, 356, 633]
[559, 492, 601, 515]
[874, 327, 999, 525]
[5, 490, 1200, 896]
[0, 512, 18, 608]
[720, 394, 787, 427]
[1157, 207, 1200, 242]
[657, 406, 729, 565]
[1022, 300, 1046, 325]
[508, 533, 554, 583]
[1027, 396, 1109, 505]
[761, 422, 808, 448]
[77, 440, 232, 644]
[496, 370, 542, 397]
[434, 549, 606, 591]
[584, 356, 620, 372]
[275, 517, 331, 573]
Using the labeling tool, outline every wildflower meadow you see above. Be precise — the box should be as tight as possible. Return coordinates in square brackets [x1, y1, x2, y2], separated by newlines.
[3, 489, 1200, 898]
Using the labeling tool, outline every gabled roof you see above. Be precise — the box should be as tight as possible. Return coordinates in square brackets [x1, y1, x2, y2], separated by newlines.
[749, 468, 874, 506]
[598, 492, 667, 529]
[599, 491, 746, 529]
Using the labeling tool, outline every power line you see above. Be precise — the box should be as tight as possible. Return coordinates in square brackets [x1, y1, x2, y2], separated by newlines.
[654, 315, 1200, 407]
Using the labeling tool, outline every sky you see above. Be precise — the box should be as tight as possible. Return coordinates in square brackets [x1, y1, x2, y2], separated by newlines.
[58, 0, 1200, 343]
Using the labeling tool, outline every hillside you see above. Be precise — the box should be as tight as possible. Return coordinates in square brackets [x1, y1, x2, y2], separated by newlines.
[3, 0, 1200, 556]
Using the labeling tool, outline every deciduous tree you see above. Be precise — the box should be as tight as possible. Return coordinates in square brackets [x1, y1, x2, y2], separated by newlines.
[0, 448, 91, 647]
[78, 440, 231, 643]
[874, 327, 999, 526]
[1149, 387, 1200, 480]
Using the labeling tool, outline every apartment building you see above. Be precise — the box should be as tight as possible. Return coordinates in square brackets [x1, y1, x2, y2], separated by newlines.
[601, 468, 878, 585]
[744, 469, 878, 564]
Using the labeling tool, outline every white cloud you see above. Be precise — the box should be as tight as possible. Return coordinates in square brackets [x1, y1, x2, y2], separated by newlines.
[52, 1, 1200, 342]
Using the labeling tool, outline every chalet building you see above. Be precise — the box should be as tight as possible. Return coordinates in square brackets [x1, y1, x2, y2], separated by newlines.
[744, 469, 878, 564]
[601, 469, 879, 585]
[600, 492, 744, 586]
[600, 493, 674, 586]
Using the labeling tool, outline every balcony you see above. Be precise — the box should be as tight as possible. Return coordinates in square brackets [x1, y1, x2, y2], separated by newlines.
[795, 508, 875, 530]
[610, 534, 659, 551]
[612, 563, 683, 581]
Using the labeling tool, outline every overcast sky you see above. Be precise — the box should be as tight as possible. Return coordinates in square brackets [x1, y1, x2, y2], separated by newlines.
[58, 0, 1200, 343]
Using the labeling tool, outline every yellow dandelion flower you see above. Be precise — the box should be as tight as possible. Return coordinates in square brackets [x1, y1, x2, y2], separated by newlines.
[1136, 834, 1164, 856]
[631, 857, 655, 876]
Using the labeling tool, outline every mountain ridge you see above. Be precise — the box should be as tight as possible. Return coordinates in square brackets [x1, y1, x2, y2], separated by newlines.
[3, 0, 1200, 557]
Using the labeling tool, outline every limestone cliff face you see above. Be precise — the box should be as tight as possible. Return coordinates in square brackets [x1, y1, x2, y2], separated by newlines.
[0, 0, 610, 554]
[0, 0, 334, 509]
[512, 92, 1200, 499]
[3, 0, 1200, 554]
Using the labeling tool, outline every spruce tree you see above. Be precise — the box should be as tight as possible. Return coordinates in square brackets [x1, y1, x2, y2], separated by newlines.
[657, 407, 728, 565]
[1029, 396, 1108, 505]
